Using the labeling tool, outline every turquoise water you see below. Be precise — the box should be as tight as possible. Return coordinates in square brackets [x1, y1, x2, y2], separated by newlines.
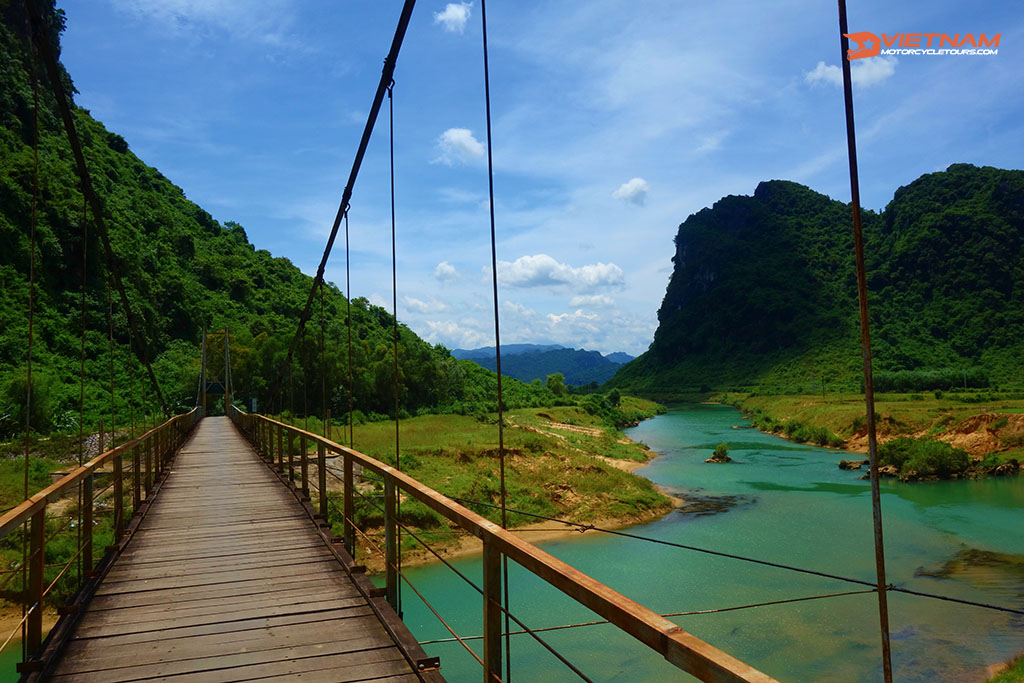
[400, 405, 1024, 681]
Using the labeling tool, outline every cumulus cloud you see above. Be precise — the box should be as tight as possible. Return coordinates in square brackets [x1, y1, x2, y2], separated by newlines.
[569, 294, 616, 308]
[495, 254, 624, 290]
[112, 0, 296, 46]
[612, 177, 649, 206]
[421, 320, 487, 349]
[433, 261, 460, 282]
[805, 57, 898, 89]
[435, 128, 485, 165]
[402, 296, 450, 314]
[434, 2, 473, 34]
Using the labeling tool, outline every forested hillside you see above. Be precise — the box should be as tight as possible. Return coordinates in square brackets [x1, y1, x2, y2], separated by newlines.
[0, 1, 555, 436]
[610, 164, 1024, 394]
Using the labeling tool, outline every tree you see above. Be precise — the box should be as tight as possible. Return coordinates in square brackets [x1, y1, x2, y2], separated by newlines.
[545, 372, 566, 396]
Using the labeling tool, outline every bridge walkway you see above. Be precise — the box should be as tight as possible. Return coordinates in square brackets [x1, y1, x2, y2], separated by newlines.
[48, 416, 428, 682]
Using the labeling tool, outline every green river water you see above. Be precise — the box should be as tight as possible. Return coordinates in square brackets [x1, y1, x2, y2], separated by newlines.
[399, 404, 1023, 681]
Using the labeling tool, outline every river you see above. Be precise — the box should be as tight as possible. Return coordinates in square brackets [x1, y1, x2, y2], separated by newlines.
[399, 404, 1024, 681]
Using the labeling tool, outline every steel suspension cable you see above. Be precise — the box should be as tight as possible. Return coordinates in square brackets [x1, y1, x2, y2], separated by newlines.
[77, 193, 87, 590]
[478, 1, 512, 677]
[24, 0, 169, 416]
[331, 470, 592, 681]
[21, 50, 40, 661]
[320, 280, 327, 436]
[268, 0, 417, 408]
[345, 213, 354, 448]
[837, 2, 892, 680]
[451, 495, 1024, 617]
[387, 80, 403, 616]
[107, 279, 116, 447]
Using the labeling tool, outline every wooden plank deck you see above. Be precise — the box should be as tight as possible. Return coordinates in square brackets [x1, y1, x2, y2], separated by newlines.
[49, 416, 426, 682]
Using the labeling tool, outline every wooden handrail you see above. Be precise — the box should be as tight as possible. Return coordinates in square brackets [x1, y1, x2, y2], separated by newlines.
[0, 409, 199, 539]
[230, 406, 776, 683]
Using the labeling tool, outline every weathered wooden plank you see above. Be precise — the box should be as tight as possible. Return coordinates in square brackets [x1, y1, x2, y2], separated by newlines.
[73, 601, 374, 641]
[104, 545, 335, 582]
[85, 579, 361, 619]
[94, 556, 340, 595]
[88, 572, 352, 609]
[55, 623, 392, 678]
[141, 647, 410, 683]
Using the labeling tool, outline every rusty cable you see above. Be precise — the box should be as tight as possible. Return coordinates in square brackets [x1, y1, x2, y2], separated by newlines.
[836, 2, 893, 679]
[386, 78, 402, 617]
[20, 46, 41, 659]
[24, 0, 169, 416]
[338, 500, 487, 670]
[269, 0, 417, 407]
[333, 473, 592, 681]
[478, 2, 512, 676]
[452, 496, 1024, 616]
[345, 213, 354, 448]
[419, 589, 879, 646]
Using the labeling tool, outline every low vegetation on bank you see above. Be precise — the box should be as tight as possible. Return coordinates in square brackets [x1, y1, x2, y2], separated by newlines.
[275, 396, 670, 558]
[724, 390, 1024, 481]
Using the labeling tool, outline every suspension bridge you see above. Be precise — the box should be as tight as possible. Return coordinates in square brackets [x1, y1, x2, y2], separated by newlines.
[7, 0, 1021, 681]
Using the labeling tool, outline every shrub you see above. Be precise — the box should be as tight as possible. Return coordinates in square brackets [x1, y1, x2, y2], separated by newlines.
[713, 443, 728, 459]
[879, 437, 969, 477]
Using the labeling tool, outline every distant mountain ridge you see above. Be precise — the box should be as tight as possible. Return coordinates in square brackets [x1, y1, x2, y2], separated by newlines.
[453, 344, 635, 386]
[608, 164, 1024, 394]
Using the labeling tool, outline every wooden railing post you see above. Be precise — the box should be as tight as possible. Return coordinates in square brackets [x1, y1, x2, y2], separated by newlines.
[344, 453, 355, 555]
[384, 479, 398, 611]
[82, 472, 93, 575]
[287, 430, 295, 484]
[132, 445, 141, 512]
[144, 433, 153, 496]
[277, 424, 284, 472]
[26, 508, 44, 657]
[113, 452, 124, 541]
[317, 444, 328, 522]
[300, 434, 309, 498]
[483, 539, 503, 683]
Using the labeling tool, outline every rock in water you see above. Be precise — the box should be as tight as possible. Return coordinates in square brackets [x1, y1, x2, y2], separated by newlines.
[838, 459, 869, 470]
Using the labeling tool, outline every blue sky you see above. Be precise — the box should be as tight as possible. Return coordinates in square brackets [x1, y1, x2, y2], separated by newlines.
[58, 1, 1022, 356]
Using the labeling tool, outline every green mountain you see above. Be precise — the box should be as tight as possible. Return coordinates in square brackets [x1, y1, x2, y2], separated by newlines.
[456, 346, 628, 386]
[610, 164, 1024, 394]
[0, 1, 556, 436]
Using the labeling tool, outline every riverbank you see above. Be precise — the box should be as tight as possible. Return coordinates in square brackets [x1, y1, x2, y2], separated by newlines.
[722, 392, 1024, 480]
[330, 400, 682, 571]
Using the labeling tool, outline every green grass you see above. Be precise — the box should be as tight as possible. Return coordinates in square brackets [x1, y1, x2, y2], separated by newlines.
[728, 391, 1024, 468]
[989, 652, 1024, 682]
[279, 403, 669, 534]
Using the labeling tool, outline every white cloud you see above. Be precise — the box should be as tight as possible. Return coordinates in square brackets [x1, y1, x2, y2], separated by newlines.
[402, 296, 450, 314]
[696, 131, 728, 153]
[435, 128, 485, 165]
[804, 57, 898, 89]
[433, 2, 473, 34]
[495, 254, 624, 290]
[112, 0, 295, 46]
[612, 177, 649, 206]
[421, 320, 487, 349]
[433, 261, 460, 282]
[569, 294, 616, 308]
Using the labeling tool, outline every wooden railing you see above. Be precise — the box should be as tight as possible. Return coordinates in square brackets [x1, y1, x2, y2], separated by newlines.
[228, 406, 776, 683]
[0, 408, 200, 672]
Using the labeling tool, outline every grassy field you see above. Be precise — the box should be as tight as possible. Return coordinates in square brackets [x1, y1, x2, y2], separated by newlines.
[727, 391, 1024, 466]
[989, 653, 1024, 682]
[274, 397, 672, 556]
